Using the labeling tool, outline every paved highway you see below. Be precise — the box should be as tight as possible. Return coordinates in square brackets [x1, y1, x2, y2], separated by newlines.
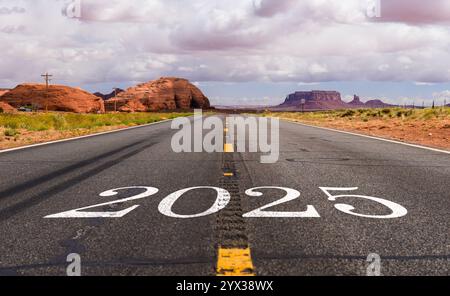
[0, 115, 448, 275]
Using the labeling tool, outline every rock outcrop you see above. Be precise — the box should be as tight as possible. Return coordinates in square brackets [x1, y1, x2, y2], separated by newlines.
[348, 95, 365, 107]
[0, 84, 105, 113]
[0, 89, 10, 97]
[0, 101, 15, 113]
[104, 77, 210, 112]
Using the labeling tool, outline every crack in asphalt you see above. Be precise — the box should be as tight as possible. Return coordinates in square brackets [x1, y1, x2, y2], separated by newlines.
[0, 141, 157, 222]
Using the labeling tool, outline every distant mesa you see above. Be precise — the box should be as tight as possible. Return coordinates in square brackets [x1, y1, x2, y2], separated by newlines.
[94, 88, 125, 100]
[276, 92, 393, 111]
[0, 84, 105, 113]
[104, 77, 211, 112]
[278, 90, 348, 110]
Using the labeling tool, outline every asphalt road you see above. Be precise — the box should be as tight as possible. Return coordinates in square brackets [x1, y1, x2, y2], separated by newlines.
[0, 115, 448, 276]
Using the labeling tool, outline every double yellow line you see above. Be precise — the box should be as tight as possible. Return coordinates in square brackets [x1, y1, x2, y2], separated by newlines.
[217, 119, 255, 276]
[217, 248, 254, 276]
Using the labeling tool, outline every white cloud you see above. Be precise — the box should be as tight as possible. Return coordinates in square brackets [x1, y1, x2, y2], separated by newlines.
[433, 90, 450, 100]
[0, 0, 450, 89]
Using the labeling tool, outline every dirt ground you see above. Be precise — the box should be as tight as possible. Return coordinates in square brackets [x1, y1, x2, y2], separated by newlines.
[280, 117, 450, 151]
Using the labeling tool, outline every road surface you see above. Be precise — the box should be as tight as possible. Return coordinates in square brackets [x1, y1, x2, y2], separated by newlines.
[0, 115, 448, 276]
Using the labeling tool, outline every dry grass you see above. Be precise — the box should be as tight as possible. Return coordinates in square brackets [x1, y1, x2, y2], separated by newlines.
[0, 112, 192, 150]
[262, 107, 450, 150]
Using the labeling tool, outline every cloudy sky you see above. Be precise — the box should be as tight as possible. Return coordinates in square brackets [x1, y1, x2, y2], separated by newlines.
[1, 0, 450, 106]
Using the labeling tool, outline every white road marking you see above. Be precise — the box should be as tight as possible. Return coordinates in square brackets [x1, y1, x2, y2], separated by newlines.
[45, 186, 158, 218]
[0, 118, 175, 154]
[283, 120, 450, 155]
[158, 186, 231, 219]
[46, 185, 407, 220]
[243, 186, 320, 218]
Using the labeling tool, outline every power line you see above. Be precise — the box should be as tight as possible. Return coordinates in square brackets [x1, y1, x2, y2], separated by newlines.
[41, 72, 53, 112]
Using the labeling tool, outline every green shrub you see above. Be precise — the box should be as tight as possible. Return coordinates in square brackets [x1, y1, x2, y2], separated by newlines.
[4, 128, 19, 137]
[340, 110, 356, 117]
[381, 108, 391, 115]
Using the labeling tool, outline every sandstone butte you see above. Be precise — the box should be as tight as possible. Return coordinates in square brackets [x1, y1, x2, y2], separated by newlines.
[0, 84, 105, 113]
[104, 77, 211, 112]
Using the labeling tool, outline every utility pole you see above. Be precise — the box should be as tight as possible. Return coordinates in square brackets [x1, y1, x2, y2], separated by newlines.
[41, 72, 53, 112]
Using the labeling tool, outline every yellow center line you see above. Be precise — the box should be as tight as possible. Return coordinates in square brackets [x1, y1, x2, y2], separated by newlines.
[216, 247, 255, 276]
[223, 126, 234, 152]
[224, 143, 234, 153]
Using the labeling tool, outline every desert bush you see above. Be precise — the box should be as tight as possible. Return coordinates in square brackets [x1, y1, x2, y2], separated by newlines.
[4, 128, 19, 137]
[340, 109, 356, 117]
[381, 108, 391, 115]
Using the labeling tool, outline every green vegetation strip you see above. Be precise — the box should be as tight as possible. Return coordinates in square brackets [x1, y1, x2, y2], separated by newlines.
[0, 112, 192, 136]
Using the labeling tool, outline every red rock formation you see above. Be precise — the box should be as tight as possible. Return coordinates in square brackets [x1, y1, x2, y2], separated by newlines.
[105, 77, 210, 112]
[0, 89, 10, 97]
[0, 101, 15, 113]
[0, 84, 105, 113]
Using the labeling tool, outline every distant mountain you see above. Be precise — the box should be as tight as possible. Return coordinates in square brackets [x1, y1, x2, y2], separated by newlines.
[94, 88, 124, 100]
[275, 92, 395, 111]
[364, 99, 394, 108]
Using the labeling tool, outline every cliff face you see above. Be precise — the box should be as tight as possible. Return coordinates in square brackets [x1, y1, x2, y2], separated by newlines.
[104, 77, 210, 112]
[0, 84, 105, 113]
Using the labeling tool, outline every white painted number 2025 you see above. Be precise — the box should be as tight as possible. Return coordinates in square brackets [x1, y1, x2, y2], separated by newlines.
[45, 186, 408, 220]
